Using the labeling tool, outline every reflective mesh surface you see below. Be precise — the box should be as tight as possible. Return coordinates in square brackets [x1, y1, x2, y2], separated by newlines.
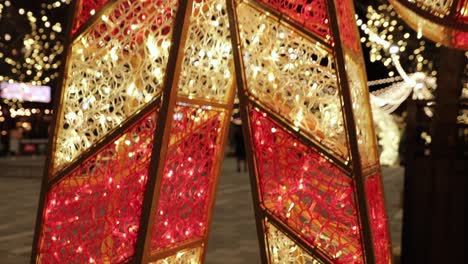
[250, 109, 363, 263]
[334, 0, 379, 168]
[38, 110, 158, 263]
[345, 53, 379, 168]
[151, 105, 224, 252]
[151, 246, 202, 264]
[256, 0, 331, 41]
[334, 0, 361, 54]
[52, 0, 178, 173]
[236, 3, 348, 161]
[365, 173, 392, 264]
[177, 0, 234, 103]
[265, 221, 324, 264]
[73, 0, 111, 34]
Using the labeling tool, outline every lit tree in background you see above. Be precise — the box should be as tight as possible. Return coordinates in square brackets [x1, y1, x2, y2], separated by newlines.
[0, 0, 69, 109]
[0, 0, 70, 139]
[354, 0, 447, 165]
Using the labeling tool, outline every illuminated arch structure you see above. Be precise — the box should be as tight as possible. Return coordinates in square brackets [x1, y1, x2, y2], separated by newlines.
[389, 0, 468, 49]
[31, 0, 391, 263]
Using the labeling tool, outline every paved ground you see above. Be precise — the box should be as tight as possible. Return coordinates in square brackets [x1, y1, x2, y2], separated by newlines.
[0, 156, 403, 263]
[0, 158, 42, 264]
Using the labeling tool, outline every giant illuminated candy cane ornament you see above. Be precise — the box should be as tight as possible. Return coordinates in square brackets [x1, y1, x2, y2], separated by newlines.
[31, 0, 391, 263]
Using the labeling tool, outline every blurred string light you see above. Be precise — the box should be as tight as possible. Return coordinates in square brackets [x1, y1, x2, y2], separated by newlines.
[459, 56, 468, 125]
[371, 106, 401, 166]
[358, 4, 438, 108]
[356, 3, 441, 165]
[0, 0, 70, 111]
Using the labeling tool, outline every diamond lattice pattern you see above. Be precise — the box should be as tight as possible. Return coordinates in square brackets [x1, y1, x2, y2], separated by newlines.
[236, 3, 348, 161]
[151, 105, 224, 252]
[250, 109, 364, 263]
[52, 0, 178, 173]
[39, 110, 159, 263]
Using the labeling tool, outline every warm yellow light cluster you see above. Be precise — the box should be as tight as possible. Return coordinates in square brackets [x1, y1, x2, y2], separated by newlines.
[151, 247, 202, 264]
[236, 3, 348, 160]
[359, 4, 435, 77]
[9, 107, 52, 118]
[265, 221, 323, 264]
[44, 0, 71, 10]
[345, 53, 379, 168]
[459, 78, 468, 124]
[458, 109, 468, 125]
[371, 106, 401, 165]
[408, 0, 453, 17]
[462, 71, 468, 99]
[178, 0, 234, 103]
[357, 3, 443, 165]
[0, 0, 65, 113]
[0, 1, 64, 87]
[52, 0, 179, 173]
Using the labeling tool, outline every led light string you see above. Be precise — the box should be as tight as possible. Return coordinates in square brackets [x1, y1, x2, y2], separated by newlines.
[355, 3, 442, 165]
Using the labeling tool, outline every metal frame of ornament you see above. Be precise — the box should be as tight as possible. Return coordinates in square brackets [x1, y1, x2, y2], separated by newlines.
[30, 0, 391, 263]
[389, 0, 468, 49]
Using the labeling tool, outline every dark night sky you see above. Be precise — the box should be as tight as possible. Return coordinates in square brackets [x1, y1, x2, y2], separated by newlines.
[354, 0, 394, 84]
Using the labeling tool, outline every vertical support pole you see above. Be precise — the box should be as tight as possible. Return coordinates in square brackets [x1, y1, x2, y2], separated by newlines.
[30, 1, 79, 262]
[428, 48, 465, 264]
[401, 97, 432, 264]
[133, 0, 194, 262]
[325, 0, 376, 263]
[402, 47, 466, 264]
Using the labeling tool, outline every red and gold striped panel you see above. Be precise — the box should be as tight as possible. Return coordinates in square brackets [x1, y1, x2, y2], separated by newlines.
[39, 110, 159, 263]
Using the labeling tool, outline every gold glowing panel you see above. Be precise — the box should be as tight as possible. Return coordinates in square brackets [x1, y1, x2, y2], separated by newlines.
[344, 53, 379, 168]
[150, 246, 202, 264]
[334, 1, 379, 168]
[409, 0, 453, 17]
[235, 3, 348, 161]
[52, 0, 179, 174]
[265, 221, 324, 264]
[390, 0, 457, 48]
[178, 0, 233, 103]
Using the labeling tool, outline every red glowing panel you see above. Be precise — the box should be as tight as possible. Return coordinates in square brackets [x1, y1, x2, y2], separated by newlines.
[453, 30, 468, 49]
[365, 173, 391, 264]
[73, 0, 111, 34]
[73, 0, 177, 45]
[250, 109, 363, 263]
[257, 0, 331, 41]
[335, 0, 360, 54]
[151, 105, 224, 252]
[456, 0, 468, 23]
[38, 110, 158, 263]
